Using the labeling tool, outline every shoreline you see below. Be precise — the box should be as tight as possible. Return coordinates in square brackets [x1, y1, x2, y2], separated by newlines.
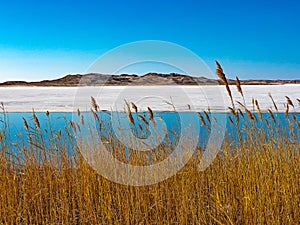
[0, 83, 300, 88]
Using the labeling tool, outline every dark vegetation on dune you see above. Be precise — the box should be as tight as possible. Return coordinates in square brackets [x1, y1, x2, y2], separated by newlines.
[0, 72, 299, 86]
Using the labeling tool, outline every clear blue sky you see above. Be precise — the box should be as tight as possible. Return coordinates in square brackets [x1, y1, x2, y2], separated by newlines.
[0, 0, 299, 82]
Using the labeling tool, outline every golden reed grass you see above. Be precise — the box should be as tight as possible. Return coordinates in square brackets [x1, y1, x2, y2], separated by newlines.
[147, 106, 155, 125]
[197, 112, 207, 127]
[131, 102, 138, 113]
[269, 93, 278, 112]
[216, 61, 235, 110]
[91, 96, 99, 112]
[0, 63, 299, 224]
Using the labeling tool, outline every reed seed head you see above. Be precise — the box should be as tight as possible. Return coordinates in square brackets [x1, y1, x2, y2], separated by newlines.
[285, 96, 294, 108]
[32, 111, 40, 129]
[131, 102, 138, 113]
[91, 96, 99, 112]
[268, 93, 278, 112]
[198, 112, 207, 126]
[215, 60, 227, 85]
[91, 109, 100, 122]
[22, 117, 29, 130]
[147, 107, 154, 123]
[285, 104, 289, 117]
[203, 111, 211, 124]
[237, 109, 244, 118]
[70, 121, 76, 133]
[138, 115, 149, 125]
[255, 100, 262, 121]
[268, 109, 276, 124]
[235, 76, 243, 97]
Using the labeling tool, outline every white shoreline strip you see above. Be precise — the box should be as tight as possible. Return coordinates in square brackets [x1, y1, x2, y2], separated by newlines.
[0, 85, 299, 113]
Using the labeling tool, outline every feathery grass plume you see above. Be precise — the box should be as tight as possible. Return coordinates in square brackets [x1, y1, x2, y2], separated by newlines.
[237, 109, 244, 118]
[22, 117, 32, 144]
[46, 111, 50, 117]
[229, 106, 240, 123]
[128, 111, 134, 124]
[187, 104, 191, 110]
[198, 112, 207, 126]
[285, 96, 294, 108]
[203, 111, 211, 124]
[77, 109, 81, 117]
[285, 104, 289, 118]
[32, 110, 40, 129]
[268, 109, 276, 124]
[228, 107, 236, 116]
[228, 107, 239, 123]
[91, 108, 100, 122]
[147, 107, 155, 125]
[91, 96, 99, 112]
[237, 101, 255, 120]
[252, 98, 255, 111]
[255, 100, 262, 121]
[138, 115, 149, 125]
[215, 61, 235, 109]
[268, 93, 278, 111]
[235, 76, 245, 104]
[265, 119, 270, 127]
[236, 101, 246, 110]
[70, 121, 76, 133]
[22, 117, 29, 131]
[215, 60, 226, 83]
[124, 100, 134, 124]
[131, 102, 138, 113]
[235, 76, 242, 94]
[297, 98, 300, 106]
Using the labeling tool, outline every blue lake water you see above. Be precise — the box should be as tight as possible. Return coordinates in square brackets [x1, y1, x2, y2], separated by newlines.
[1, 112, 298, 155]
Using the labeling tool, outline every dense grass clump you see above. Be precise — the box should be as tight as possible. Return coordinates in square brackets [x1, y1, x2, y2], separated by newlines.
[0, 63, 299, 224]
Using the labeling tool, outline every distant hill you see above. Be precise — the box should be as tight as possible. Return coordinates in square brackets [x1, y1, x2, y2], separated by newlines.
[0, 73, 299, 86]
